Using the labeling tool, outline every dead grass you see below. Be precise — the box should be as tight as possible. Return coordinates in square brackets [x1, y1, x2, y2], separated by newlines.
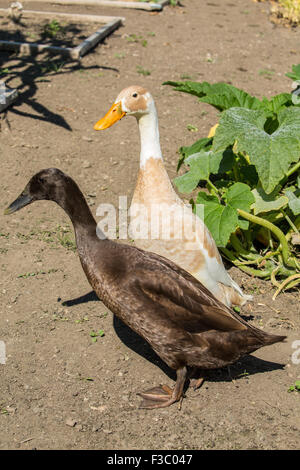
[254, 0, 300, 25]
[274, 0, 300, 24]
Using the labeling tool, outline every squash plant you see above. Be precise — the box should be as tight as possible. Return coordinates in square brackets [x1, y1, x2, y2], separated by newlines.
[164, 66, 300, 297]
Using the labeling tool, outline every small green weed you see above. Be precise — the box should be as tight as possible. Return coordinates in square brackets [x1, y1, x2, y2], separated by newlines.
[17, 269, 58, 279]
[40, 61, 65, 75]
[258, 69, 275, 79]
[0, 68, 9, 76]
[114, 52, 125, 59]
[90, 329, 105, 342]
[56, 225, 76, 252]
[186, 124, 198, 132]
[75, 317, 89, 324]
[125, 33, 149, 47]
[288, 380, 300, 392]
[42, 20, 66, 39]
[136, 65, 151, 76]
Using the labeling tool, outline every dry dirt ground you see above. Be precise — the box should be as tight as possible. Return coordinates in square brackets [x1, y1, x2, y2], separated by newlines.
[0, 0, 299, 451]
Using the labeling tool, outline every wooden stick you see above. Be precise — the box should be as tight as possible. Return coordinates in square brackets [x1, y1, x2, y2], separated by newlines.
[0, 9, 125, 22]
[72, 18, 122, 59]
[0, 39, 74, 57]
[10, 0, 169, 11]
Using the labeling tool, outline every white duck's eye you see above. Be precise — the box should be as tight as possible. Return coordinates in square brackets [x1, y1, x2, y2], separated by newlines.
[132, 93, 138, 98]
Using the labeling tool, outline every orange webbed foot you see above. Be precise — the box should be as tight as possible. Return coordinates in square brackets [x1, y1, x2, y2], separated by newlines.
[138, 384, 177, 409]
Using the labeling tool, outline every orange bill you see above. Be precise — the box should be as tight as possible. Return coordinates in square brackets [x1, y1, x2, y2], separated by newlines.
[94, 101, 126, 130]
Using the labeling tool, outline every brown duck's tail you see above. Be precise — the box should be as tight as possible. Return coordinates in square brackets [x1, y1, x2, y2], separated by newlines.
[262, 332, 287, 346]
[247, 327, 286, 354]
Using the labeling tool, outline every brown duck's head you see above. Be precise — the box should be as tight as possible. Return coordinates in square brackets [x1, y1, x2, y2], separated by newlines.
[4, 168, 72, 215]
[94, 85, 154, 130]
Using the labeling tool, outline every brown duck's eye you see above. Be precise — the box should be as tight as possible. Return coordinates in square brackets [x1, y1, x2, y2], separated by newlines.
[132, 93, 138, 98]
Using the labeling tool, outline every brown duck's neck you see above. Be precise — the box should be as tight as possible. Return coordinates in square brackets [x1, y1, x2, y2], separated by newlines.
[57, 181, 103, 243]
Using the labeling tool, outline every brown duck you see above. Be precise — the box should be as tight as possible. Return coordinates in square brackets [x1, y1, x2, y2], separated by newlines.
[5, 169, 286, 409]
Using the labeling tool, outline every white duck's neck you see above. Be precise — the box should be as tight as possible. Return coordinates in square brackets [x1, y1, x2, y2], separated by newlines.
[136, 103, 163, 169]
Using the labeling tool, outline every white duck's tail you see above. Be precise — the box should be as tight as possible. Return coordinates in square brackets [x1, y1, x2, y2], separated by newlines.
[219, 279, 253, 307]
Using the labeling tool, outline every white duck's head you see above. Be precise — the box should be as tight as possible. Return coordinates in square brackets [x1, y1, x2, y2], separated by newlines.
[94, 85, 155, 130]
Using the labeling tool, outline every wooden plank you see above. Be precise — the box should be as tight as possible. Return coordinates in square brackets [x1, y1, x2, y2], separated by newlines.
[16, 0, 170, 11]
[73, 18, 122, 59]
[0, 10, 123, 59]
[0, 87, 18, 112]
[0, 39, 75, 58]
[0, 9, 125, 23]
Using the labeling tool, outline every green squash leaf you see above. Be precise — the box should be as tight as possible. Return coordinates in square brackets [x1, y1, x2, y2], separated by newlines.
[174, 147, 236, 194]
[260, 93, 292, 114]
[174, 149, 219, 192]
[226, 182, 255, 211]
[185, 151, 211, 180]
[179, 137, 212, 160]
[239, 164, 259, 187]
[225, 182, 255, 229]
[252, 186, 288, 215]
[174, 151, 209, 193]
[213, 107, 300, 194]
[195, 192, 238, 247]
[173, 168, 200, 193]
[286, 64, 300, 82]
[285, 190, 300, 216]
[164, 80, 262, 111]
[178, 137, 212, 172]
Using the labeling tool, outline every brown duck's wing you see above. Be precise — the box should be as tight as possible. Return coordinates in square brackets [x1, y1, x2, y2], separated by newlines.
[133, 251, 248, 334]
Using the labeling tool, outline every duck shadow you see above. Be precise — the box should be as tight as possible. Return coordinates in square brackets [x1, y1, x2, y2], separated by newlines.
[61, 290, 176, 380]
[198, 355, 285, 386]
[62, 290, 99, 306]
[112, 316, 285, 386]
[61, 290, 285, 385]
[113, 314, 176, 381]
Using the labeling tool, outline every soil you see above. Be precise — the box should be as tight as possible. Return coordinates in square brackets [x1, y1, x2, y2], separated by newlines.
[0, 13, 98, 48]
[0, 0, 299, 451]
[109, 0, 157, 3]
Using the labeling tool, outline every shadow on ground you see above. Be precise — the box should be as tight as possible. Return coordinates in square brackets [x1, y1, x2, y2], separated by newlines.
[62, 290, 286, 385]
[0, 25, 119, 130]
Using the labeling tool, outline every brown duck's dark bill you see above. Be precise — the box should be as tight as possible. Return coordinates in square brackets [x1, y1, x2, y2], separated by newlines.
[4, 192, 33, 215]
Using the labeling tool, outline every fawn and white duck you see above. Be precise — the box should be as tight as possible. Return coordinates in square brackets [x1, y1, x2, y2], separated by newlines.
[94, 86, 252, 308]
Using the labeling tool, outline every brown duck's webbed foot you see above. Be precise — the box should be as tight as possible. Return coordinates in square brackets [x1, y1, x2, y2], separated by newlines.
[188, 368, 205, 391]
[190, 377, 205, 391]
[138, 366, 187, 410]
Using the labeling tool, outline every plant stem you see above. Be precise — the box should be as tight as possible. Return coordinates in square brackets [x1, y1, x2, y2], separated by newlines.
[279, 161, 300, 187]
[220, 248, 272, 277]
[230, 233, 257, 260]
[272, 274, 300, 300]
[286, 160, 300, 178]
[206, 178, 220, 196]
[268, 229, 274, 250]
[233, 161, 239, 182]
[281, 210, 299, 234]
[271, 267, 281, 287]
[237, 209, 296, 269]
